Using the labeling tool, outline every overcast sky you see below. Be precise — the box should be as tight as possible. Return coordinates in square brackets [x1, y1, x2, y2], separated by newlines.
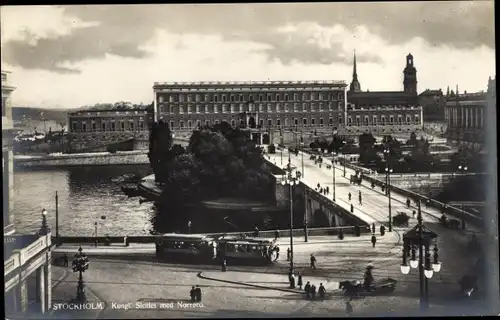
[1, 2, 495, 109]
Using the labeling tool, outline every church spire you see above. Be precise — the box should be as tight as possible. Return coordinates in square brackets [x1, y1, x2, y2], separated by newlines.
[349, 50, 361, 92]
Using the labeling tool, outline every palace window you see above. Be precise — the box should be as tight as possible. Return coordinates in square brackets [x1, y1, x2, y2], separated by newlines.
[159, 95, 164, 103]
[398, 116, 403, 124]
[356, 116, 360, 126]
[329, 118, 333, 126]
[311, 118, 316, 126]
[230, 95, 235, 102]
[140, 121, 145, 131]
[204, 94, 209, 102]
[231, 104, 236, 113]
[415, 115, 420, 124]
[82, 122, 87, 132]
[231, 120, 235, 127]
[259, 104, 264, 112]
[277, 119, 281, 127]
[294, 118, 299, 126]
[101, 122, 106, 132]
[303, 118, 308, 126]
[180, 121, 185, 129]
[196, 120, 201, 128]
[381, 116, 386, 125]
[294, 103, 299, 112]
[373, 116, 377, 125]
[319, 103, 324, 111]
[267, 104, 272, 112]
[188, 120, 192, 129]
[205, 120, 210, 127]
[276, 104, 280, 112]
[239, 104, 244, 112]
[179, 94, 184, 102]
[179, 106, 184, 114]
[239, 94, 244, 102]
[188, 105, 193, 113]
[284, 103, 289, 112]
[389, 116, 394, 124]
[170, 121, 174, 129]
[196, 105, 200, 113]
[187, 95, 192, 102]
[110, 122, 116, 131]
[276, 94, 280, 102]
[259, 94, 264, 101]
[214, 105, 219, 113]
[195, 94, 201, 102]
[284, 118, 289, 126]
[364, 116, 369, 126]
[339, 117, 343, 125]
[222, 105, 227, 113]
[302, 93, 308, 101]
[294, 94, 298, 101]
[406, 116, 411, 124]
[302, 103, 307, 111]
[259, 119, 264, 127]
[268, 119, 272, 127]
[347, 117, 352, 126]
[222, 95, 227, 102]
[205, 105, 209, 113]
[169, 95, 175, 103]
[320, 118, 324, 127]
[267, 94, 272, 101]
[284, 94, 289, 102]
[311, 103, 316, 112]
[215, 95, 219, 103]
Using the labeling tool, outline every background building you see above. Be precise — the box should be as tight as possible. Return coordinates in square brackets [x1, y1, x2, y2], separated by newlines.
[2, 70, 16, 235]
[67, 103, 154, 153]
[343, 53, 424, 137]
[444, 84, 487, 149]
[418, 89, 446, 122]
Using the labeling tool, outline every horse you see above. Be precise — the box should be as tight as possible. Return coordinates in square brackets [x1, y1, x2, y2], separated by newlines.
[339, 280, 363, 298]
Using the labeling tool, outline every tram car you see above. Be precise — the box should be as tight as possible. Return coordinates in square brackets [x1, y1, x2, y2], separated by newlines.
[216, 235, 279, 265]
[155, 233, 215, 262]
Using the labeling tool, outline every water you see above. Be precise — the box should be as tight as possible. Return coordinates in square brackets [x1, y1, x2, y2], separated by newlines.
[13, 165, 153, 236]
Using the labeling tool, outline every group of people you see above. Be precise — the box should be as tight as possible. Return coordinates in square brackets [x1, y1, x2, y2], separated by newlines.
[189, 285, 202, 302]
[287, 270, 326, 300]
[315, 182, 330, 196]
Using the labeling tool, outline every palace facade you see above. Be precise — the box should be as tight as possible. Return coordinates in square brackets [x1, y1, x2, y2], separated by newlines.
[342, 53, 424, 136]
[67, 103, 154, 152]
[153, 80, 348, 132]
[444, 78, 495, 149]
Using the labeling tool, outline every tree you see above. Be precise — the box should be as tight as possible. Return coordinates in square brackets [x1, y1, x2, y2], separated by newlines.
[148, 120, 173, 183]
[407, 132, 418, 147]
[359, 132, 376, 151]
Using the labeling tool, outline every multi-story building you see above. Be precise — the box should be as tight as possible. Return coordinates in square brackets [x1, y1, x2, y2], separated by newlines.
[3, 71, 53, 316]
[2, 70, 16, 235]
[67, 103, 154, 152]
[444, 80, 492, 149]
[418, 89, 446, 122]
[153, 81, 348, 138]
[343, 53, 424, 137]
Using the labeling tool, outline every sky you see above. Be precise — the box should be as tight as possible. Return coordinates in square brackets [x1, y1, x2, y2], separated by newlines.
[0, 2, 495, 110]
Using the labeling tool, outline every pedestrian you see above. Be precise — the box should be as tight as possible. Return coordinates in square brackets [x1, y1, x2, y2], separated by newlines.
[304, 281, 311, 299]
[358, 191, 362, 205]
[290, 274, 296, 289]
[350, 203, 354, 213]
[310, 254, 317, 269]
[195, 285, 202, 302]
[406, 198, 411, 208]
[253, 226, 259, 237]
[287, 248, 291, 261]
[412, 210, 416, 218]
[318, 283, 326, 300]
[371, 234, 377, 248]
[371, 223, 376, 234]
[188, 220, 192, 234]
[371, 181, 375, 189]
[298, 273, 303, 290]
[380, 225, 385, 236]
[63, 254, 68, 267]
[326, 186, 329, 194]
[221, 259, 227, 272]
[317, 183, 320, 189]
[425, 199, 430, 208]
[275, 246, 280, 260]
[346, 300, 353, 316]
[190, 286, 196, 302]
[311, 284, 317, 300]
[348, 192, 352, 201]
[319, 187, 323, 194]
[274, 229, 280, 240]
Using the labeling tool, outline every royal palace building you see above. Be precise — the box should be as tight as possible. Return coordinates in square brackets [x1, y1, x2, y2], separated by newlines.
[67, 103, 154, 152]
[444, 77, 495, 149]
[153, 80, 348, 134]
[343, 52, 424, 137]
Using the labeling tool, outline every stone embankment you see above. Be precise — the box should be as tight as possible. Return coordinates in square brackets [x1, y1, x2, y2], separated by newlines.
[14, 150, 149, 167]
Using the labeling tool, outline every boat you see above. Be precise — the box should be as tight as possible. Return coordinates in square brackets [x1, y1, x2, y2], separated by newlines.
[111, 173, 141, 183]
[121, 184, 141, 197]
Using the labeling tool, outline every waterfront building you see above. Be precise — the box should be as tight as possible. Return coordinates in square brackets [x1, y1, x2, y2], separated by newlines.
[343, 53, 424, 137]
[444, 81, 491, 149]
[153, 80, 348, 143]
[3, 70, 53, 315]
[2, 70, 16, 235]
[67, 102, 154, 153]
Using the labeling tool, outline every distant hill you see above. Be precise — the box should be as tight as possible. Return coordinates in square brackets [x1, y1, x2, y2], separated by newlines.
[12, 107, 69, 126]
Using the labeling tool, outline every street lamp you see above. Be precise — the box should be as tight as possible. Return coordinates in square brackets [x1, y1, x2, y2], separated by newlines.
[331, 152, 336, 202]
[458, 164, 468, 214]
[300, 136, 304, 178]
[401, 200, 440, 311]
[72, 246, 90, 302]
[38, 208, 50, 236]
[385, 166, 393, 232]
[281, 152, 302, 268]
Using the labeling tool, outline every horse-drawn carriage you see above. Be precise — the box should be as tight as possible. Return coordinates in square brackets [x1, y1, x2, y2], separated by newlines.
[350, 173, 362, 185]
[339, 278, 397, 297]
[439, 215, 461, 229]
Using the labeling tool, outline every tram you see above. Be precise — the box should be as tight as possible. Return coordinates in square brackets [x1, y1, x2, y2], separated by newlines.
[216, 235, 279, 265]
[155, 233, 214, 262]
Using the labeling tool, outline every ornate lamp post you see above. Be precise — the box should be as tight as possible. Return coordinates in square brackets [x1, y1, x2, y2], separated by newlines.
[38, 208, 50, 236]
[400, 200, 441, 311]
[281, 152, 302, 270]
[384, 146, 394, 232]
[300, 136, 304, 178]
[72, 246, 90, 302]
[458, 164, 468, 214]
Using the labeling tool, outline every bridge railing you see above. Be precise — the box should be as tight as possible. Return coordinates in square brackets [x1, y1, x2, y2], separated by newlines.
[5, 234, 52, 277]
[55, 225, 372, 246]
[367, 172, 485, 179]
[361, 174, 483, 227]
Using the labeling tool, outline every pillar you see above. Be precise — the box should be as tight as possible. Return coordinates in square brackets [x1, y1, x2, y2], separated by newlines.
[36, 266, 46, 313]
[44, 254, 52, 311]
[19, 280, 28, 313]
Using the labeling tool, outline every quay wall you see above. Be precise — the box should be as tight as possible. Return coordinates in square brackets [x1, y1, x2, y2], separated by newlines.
[55, 225, 371, 246]
[14, 151, 149, 167]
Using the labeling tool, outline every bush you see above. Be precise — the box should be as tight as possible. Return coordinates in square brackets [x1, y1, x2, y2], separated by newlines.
[393, 212, 410, 227]
[268, 144, 276, 154]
